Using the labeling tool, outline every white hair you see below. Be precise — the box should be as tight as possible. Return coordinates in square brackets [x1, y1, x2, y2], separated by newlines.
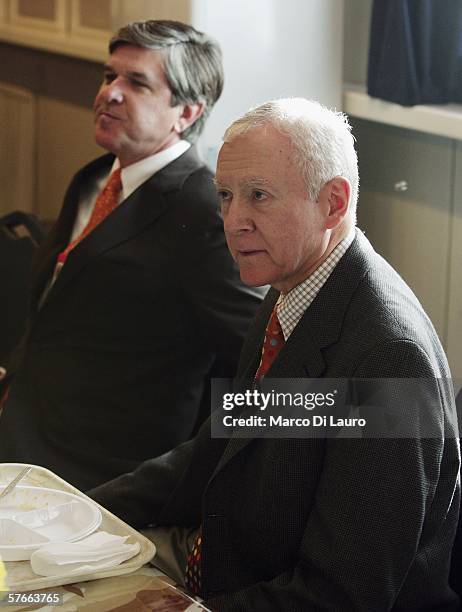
[223, 98, 359, 220]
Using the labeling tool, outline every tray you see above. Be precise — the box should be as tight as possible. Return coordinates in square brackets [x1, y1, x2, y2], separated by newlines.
[0, 463, 156, 592]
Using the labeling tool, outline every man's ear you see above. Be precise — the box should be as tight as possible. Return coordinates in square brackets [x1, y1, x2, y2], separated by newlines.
[321, 177, 351, 229]
[174, 102, 205, 134]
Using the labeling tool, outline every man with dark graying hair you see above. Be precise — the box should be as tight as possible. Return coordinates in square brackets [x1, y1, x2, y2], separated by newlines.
[0, 20, 263, 490]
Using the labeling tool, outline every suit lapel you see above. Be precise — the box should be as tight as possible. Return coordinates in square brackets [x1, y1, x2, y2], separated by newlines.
[46, 180, 169, 301]
[31, 156, 110, 309]
[212, 311, 329, 476]
[38, 147, 204, 306]
[211, 230, 372, 478]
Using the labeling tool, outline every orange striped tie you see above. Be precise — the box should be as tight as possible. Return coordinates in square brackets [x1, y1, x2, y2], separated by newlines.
[57, 168, 122, 268]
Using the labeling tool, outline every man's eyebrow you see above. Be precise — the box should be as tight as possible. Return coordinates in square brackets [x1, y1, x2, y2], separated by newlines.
[126, 71, 150, 82]
[102, 65, 150, 82]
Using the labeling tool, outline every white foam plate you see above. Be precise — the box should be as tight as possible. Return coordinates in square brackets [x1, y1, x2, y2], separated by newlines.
[0, 485, 102, 561]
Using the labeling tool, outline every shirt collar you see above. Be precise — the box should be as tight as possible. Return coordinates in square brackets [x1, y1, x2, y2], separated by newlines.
[111, 140, 191, 201]
[277, 229, 355, 341]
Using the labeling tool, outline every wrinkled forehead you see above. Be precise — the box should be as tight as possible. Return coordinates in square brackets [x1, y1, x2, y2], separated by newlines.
[107, 44, 167, 77]
[216, 126, 306, 195]
[218, 125, 295, 172]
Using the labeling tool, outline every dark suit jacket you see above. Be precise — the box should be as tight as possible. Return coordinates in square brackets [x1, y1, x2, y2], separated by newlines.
[0, 147, 263, 490]
[91, 231, 460, 611]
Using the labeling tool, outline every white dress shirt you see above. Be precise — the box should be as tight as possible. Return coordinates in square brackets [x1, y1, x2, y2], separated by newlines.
[38, 141, 191, 305]
[70, 140, 190, 241]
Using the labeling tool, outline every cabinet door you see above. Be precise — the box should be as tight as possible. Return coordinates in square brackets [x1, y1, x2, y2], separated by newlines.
[447, 143, 462, 380]
[70, 0, 112, 41]
[37, 97, 103, 222]
[0, 83, 35, 215]
[351, 118, 453, 347]
[10, 0, 66, 32]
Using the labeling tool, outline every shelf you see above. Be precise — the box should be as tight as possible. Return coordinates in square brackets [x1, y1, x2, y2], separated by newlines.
[343, 84, 462, 141]
[0, 26, 106, 62]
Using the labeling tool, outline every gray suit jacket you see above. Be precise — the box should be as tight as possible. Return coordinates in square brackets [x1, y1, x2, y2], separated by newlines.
[91, 231, 460, 611]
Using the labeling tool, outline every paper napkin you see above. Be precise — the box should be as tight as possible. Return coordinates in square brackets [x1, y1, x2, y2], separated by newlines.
[30, 531, 140, 577]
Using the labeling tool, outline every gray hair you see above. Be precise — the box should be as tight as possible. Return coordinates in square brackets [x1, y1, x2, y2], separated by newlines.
[224, 98, 359, 219]
[110, 20, 223, 142]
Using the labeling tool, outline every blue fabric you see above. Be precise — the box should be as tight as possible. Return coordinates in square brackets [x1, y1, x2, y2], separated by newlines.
[368, 0, 462, 105]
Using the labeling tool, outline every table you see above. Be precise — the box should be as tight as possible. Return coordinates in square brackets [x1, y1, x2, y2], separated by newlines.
[2, 566, 209, 611]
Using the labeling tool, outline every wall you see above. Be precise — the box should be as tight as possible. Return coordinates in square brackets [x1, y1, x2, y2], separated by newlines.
[194, 0, 344, 166]
[343, 0, 371, 85]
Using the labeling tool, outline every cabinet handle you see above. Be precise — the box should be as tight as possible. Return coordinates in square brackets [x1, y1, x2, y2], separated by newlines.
[394, 180, 408, 192]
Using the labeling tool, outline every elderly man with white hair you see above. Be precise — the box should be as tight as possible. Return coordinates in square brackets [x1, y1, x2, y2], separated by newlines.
[91, 98, 460, 611]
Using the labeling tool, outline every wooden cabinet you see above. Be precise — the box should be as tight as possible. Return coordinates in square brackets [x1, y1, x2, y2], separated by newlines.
[0, 82, 35, 214]
[11, 0, 65, 31]
[71, 0, 112, 35]
[0, 0, 191, 61]
[351, 118, 462, 378]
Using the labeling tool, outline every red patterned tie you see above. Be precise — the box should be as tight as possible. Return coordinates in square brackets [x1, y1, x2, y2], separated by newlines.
[184, 307, 285, 595]
[255, 306, 286, 381]
[184, 527, 202, 595]
[56, 168, 122, 271]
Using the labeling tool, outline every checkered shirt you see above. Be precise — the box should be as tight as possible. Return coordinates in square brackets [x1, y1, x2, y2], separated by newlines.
[277, 231, 355, 341]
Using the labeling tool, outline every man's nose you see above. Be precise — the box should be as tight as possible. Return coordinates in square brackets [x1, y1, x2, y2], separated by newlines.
[223, 200, 254, 234]
[102, 80, 124, 104]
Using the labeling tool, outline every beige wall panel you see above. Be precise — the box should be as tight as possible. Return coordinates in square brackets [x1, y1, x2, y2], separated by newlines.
[17, 0, 55, 20]
[10, 0, 65, 31]
[446, 143, 462, 380]
[0, 83, 35, 215]
[113, 0, 191, 29]
[353, 119, 453, 345]
[0, 0, 7, 21]
[78, 0, 112, 30]
[358, 190, 451, 341]
[37, 97, 103, 221]
[343, 0, 372, 84]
